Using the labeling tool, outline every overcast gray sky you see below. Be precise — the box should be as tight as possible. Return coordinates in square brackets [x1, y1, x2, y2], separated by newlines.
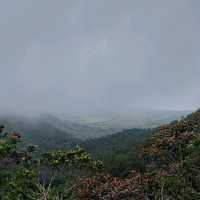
[0, 0, 200, 115]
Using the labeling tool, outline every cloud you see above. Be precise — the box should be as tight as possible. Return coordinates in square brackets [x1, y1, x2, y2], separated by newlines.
[0, 0, 199, 115]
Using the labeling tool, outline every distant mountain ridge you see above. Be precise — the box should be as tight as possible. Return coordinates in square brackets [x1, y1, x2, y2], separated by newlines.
[0, 110, 190, 150]
[0, 114, 77, 150]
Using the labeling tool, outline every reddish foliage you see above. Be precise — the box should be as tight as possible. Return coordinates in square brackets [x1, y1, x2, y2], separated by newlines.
[78, 171, 151, 199]
[78, 110, 200, 199]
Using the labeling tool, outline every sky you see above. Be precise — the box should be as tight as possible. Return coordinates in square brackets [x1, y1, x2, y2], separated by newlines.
[0, 0, 200, 115]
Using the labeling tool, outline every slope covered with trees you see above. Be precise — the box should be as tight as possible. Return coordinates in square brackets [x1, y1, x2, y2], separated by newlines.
[79, 109, 200, 199]
[81, 128, 152, 176]
[1, 109, 200, 199]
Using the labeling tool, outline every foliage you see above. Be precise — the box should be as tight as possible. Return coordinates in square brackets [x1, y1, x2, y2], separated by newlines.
[1, 109, 200, 199]
[82, 128, 151, 176]
[77, 110, 200, 199]
[0, 126, 101, 200]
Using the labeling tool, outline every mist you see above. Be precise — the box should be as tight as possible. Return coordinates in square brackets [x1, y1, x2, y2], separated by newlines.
[0, 0, 200, 116]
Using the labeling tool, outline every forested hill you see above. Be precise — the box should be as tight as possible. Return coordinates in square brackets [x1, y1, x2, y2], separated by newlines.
[81, 128, 153, 176]
[0, 114, 114, 150]
[1, 109, 200, 199]
[0, 115, 79, 151]
[0, 110, 188, 152]
[81, 109, 200, 199]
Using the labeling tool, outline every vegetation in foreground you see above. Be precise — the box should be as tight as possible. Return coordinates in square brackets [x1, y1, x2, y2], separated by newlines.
[1, 109, 200, 199]
[0, 126, 102, 199]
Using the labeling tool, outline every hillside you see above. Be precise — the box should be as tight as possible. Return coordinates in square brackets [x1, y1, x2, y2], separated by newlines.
[0, 114, 79, 151]
[0, 113, 116, 144]
[1, 109, 200, 199]
[39, 113, 116, 139]
[80, 109, 200, 199]
[0, 110, 188, 151]
[81, 128, 153, 176]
